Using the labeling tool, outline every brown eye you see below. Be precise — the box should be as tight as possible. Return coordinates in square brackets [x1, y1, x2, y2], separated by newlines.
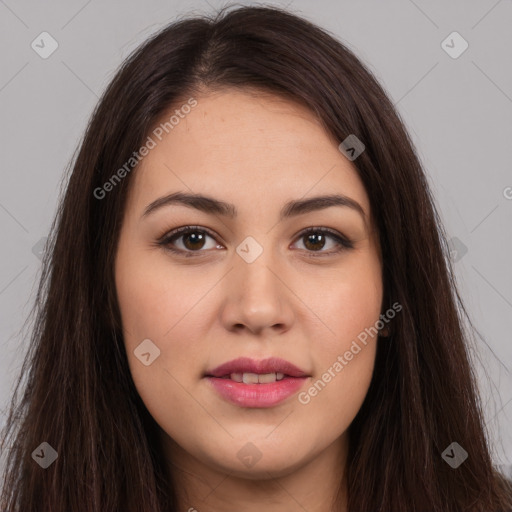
[303, 232, 328, 251]
[292, 228, 354, 256]
[180, 231, 207, 250]
[159, 227, 221, 255]
[158, 225, 353, 258]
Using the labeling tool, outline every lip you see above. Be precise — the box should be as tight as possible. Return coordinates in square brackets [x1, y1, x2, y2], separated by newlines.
[204, 357, 310, 408]
[205, 357, 308, 378]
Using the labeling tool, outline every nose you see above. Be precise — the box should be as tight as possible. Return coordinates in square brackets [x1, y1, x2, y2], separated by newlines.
[219, 245, 295, 336]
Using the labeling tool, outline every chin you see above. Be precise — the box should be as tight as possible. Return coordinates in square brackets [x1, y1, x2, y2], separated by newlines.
[201, 444, 309, 479]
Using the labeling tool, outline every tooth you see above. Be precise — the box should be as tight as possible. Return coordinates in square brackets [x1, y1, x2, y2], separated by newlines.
[233, 372, 285, 384]
[242, 373, 259, 384]
[258, 373, 277, 384]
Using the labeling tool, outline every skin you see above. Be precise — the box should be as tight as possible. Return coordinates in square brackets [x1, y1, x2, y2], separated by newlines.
[114, 88, 385, 511]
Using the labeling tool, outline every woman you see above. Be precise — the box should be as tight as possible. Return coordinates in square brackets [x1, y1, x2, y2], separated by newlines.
[1, 5, 511, 511]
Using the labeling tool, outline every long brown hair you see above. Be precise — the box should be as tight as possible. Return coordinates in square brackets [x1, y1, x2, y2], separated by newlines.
[2, 4, 511, 511]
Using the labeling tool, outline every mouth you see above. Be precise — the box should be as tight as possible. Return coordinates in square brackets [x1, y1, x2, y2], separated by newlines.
[204, 357, 310, 408]
[205, 356, 309, 379]
[214, 372, 288, 383]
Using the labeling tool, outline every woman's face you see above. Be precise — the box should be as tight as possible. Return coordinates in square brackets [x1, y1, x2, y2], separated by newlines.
[115, 88, 384, 481]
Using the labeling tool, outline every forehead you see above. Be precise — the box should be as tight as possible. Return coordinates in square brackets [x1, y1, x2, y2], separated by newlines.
[129, 88, 372, 225]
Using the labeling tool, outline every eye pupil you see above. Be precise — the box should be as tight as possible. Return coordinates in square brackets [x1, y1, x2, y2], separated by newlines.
[183, 232, 206, 250]
[304, 233, 325, 251]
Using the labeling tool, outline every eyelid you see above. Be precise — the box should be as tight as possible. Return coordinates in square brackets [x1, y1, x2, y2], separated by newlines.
[157, 225, 222, 257]
[157, 225, 218, 243]
[157, 225, 354, 257]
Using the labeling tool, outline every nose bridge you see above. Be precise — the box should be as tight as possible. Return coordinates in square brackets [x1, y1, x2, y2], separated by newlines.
[235, 233, 281, 302]
[221, 233, 293, 333]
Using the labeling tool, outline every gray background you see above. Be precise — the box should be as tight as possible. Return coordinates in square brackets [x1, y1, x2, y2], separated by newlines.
[1, 0, 511, 474]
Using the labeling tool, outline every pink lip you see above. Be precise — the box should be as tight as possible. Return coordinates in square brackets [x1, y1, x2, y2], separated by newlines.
[205, 357, 308, 378]
[204, 357, 310, 408]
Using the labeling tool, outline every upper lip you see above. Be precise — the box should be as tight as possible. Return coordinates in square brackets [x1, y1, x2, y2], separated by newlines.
[205, 357, 309, 378]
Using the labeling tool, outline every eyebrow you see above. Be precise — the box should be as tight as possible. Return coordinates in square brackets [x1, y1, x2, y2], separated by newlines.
[141, 191, 366, 224]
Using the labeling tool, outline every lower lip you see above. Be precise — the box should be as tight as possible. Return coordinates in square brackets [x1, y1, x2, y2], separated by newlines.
[205, 376, 308, 408]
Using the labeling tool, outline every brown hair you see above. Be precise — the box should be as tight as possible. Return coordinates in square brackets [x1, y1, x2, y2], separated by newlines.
[1, 4, 511, 511]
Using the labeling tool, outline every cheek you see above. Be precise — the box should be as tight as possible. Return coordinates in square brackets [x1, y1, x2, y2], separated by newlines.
[115, 250, 200, 346]
[303, 248, 383, 346]
[298, 281, 381, 431]
[115, 250, 208, 404]
[296, 252, 382, 425]
[115, 262, 200, 438]
[298, 340, 377, 438]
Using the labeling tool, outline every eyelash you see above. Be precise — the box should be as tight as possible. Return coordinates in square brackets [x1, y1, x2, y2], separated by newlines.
[156, 225, 354, 258]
